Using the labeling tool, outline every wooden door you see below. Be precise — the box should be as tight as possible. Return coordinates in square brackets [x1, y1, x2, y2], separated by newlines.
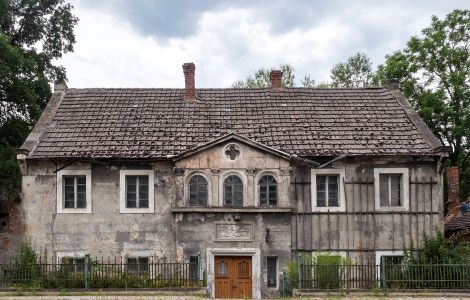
[215, 256, 252, 299]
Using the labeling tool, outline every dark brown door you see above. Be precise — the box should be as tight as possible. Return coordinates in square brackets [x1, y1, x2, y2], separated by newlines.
[215, 256, 252, 299]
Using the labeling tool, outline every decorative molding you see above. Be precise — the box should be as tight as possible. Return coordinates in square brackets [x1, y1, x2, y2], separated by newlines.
[223, 143, 242, 161]
[280, 167, 292, 176]
[211, 169, 221, 175]
[214, 222, 253, 241]
[246, 168, 256, 175]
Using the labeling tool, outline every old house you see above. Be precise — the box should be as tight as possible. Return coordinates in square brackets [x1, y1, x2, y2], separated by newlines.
[13, 63, 447, 298]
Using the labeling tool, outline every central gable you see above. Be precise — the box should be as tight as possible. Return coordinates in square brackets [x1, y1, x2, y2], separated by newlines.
[174, 134, 291, 170]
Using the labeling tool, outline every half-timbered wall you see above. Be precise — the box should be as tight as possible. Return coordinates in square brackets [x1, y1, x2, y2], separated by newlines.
[291, 157, 444, 264]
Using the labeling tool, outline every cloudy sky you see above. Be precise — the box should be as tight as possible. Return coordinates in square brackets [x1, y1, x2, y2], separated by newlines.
[59, 0, 467, 88]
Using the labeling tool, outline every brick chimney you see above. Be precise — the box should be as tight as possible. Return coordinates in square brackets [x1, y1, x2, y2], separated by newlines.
[385, 78, 400, 90]
[446, 166, 461, 219]
[183, 62, 196, 100]
[270, 70, 283, 90]
[54, 80, 68, 93]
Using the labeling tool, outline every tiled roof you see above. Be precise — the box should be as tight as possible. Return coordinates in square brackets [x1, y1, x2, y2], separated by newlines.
[445, 213, 470, 232]
[22, 87, 442, 159]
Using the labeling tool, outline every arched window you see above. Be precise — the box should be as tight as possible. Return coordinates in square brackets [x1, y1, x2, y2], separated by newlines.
[259, 175, 277, 206]
[224, 175, 243, 207]
[188, 175, 208, 206]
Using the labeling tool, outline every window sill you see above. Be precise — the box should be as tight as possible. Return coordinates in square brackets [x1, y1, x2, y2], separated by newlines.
[171, 207, 294, 213]
[120, 208, 154, 214]
[57, 208, 92, 214]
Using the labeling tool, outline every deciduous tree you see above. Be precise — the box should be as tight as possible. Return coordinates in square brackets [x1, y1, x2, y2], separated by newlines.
[0, 0, 78, 201]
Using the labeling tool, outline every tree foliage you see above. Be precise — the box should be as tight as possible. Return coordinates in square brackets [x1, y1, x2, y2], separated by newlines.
[0, 0, 78, 201]
[232, 64, 315, 88]
[330, 52, 376, 87]
[376, 9, 470, 199]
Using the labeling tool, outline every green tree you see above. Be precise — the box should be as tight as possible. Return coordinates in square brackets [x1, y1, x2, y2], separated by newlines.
[376, 9, 470, 199]
[233, 64, 314, 88]
[330, 52, 376, 87]
[0, 0, 78, 201]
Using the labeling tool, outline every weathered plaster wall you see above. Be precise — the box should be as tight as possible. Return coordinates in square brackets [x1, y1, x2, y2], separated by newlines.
[20, 160, 177, 260]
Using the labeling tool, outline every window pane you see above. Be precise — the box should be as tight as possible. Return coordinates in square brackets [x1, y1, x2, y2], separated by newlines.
[260, 185, 267, 206]
[76, 192, 86, 208]
[74, 258, 85, 273]
[139, 199, 149, 208]
[267, 257, 277, 288]
[189, 175, 208, 206]
[390, 174, 402, 206]
[327, 176, 339, 207]
[317, 191, 326, 207]
[224, 185, 233, 206]
[76, 176, 86, 185]
[138, 176, 149, 208]
[64, 176, 75, 187]
[317, 176, 326, 192]
[127, 257, 138, 273]
[138, 257, 149, 273]
[379, 174, 389, 207]
[189, 256, 199, 282]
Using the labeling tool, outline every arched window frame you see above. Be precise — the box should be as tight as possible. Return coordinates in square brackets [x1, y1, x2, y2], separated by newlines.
[220, 171, 246, 207]
[185, 172, 211, 207]
[255, 172, 280, 207]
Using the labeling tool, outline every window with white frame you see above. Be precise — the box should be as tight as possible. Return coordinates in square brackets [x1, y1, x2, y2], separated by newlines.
[120, 170, 155, 213]
[311, 169, 345, 212]
[374, 168, 409, 211]
[61, 257, 86, 273]
[57, 169, 92, 214]
[375, 251, 404, 286]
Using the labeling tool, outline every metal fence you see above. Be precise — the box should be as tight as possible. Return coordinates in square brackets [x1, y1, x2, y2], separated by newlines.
[293, 263, 470, 291]
[0, 256, 205, 289]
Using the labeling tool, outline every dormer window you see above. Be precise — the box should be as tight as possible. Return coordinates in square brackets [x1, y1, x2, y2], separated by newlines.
[189, 174, 208, 206]
[224, 175, 243, 207]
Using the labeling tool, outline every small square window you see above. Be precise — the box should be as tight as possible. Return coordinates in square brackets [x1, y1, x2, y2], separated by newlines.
[126, 257, 149, 275]
[61, 257, 86, 273]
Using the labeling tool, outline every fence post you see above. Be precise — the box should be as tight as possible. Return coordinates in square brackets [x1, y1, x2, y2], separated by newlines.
[297, 253, 302, 289]
[84, 254, 90, 289]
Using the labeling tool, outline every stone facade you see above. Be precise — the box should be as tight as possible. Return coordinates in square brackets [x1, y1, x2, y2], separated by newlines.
[12, 135, 444, 298]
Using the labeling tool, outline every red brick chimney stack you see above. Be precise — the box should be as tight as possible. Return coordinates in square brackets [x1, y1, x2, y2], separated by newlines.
[183, 62, 196, 100]
[447, 166, 461, 218]
[270, 70, 283, 90]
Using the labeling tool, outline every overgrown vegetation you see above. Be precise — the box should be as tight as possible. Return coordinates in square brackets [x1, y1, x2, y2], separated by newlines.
[1, 243, 201, 289]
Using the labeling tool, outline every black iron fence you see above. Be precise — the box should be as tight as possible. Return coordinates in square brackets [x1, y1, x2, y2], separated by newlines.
[0, 256, 205, 289]
[292, 263, 470, 291]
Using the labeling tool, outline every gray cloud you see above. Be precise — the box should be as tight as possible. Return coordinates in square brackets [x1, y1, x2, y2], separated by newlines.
[63, 0, 468, 88]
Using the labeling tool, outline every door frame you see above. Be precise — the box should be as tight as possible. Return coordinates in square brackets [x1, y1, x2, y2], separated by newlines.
[207, 248, 261, 299]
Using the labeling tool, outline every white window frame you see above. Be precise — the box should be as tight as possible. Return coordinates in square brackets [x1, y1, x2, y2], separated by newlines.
[311, 169, 345, 212]
[375, 251, 405, 281]
[375, 251, 405, 266]
[57, 169, 92, 214]
[56, 251, 88, 264]
[119, 170, 155, 214]
[374, 168, 409, 211]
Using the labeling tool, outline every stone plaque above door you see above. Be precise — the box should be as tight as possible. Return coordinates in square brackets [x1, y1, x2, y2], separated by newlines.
[214, 222, 253, 241]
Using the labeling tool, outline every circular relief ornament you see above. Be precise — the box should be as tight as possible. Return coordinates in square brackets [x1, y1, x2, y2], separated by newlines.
[223, 143, 242, 161]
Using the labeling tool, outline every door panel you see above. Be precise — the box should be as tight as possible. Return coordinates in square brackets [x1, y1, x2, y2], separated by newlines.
[215, 256, 252, 299]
